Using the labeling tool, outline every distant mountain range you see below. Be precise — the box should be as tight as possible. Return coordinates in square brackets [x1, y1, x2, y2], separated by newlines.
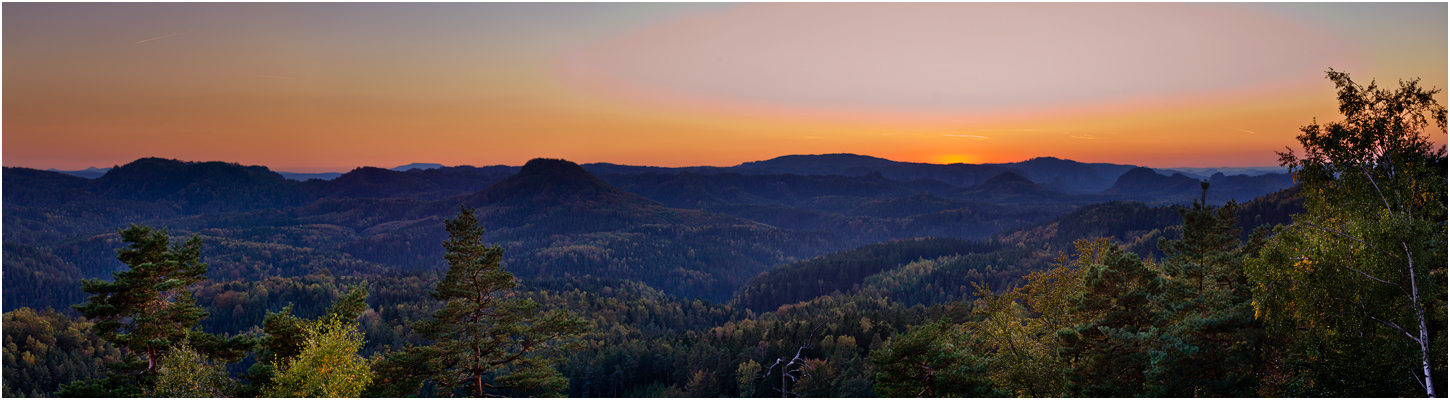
[45, 167, 109, 179]
[40, 154, 1285, 189]
[3, 154, 1296, 307]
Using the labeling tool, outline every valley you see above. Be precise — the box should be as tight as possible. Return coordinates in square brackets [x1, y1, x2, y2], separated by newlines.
[2, 153, 1305, 396]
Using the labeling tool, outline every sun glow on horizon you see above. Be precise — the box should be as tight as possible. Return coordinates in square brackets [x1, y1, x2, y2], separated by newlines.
[934, 154, 982, 165]
[2, 3, 1444, 172]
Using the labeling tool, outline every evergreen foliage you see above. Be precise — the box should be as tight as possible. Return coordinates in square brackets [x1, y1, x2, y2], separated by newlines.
[397, 206, 589, 397]
[1146, 186, 1267, 396]
[64, 225, 255, 395]
[1058, 243, 1162, 396]
[871, 318, 1001, 397]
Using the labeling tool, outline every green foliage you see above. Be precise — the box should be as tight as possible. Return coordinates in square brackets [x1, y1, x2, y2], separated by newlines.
[735, 359, 761, 397]
[66, 224, 254, 398]
[1248, 70, 1448, 397]
[405, 206, 589, 397]
[145, 342, 237, 397]
[2, 243, 85, 314]
[1146, 192, 1266, 397]
[733, 237, 997, 312]
[871, 318, 1002, 397]
[265, 316, 373, 398]
[241, 284, 372, 394]
[54, 225, 256, 398]
[1, 308, 122, 397]
[72, 225, 212, 372]
[966, 282, 1070, 397]
[552, 285, 934, 398]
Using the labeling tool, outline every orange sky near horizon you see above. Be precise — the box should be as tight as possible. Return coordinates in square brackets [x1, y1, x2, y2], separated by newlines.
[4, 3, 1445, 173]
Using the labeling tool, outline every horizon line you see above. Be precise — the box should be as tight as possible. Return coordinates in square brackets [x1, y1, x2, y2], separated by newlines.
[8, 153, 1288, 175]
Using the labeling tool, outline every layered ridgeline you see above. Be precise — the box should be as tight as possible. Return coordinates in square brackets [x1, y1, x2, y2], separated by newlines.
[730, 184, 1306, 313]
[3, 155, 1305, 397]
[10, 70, 1435, 398]
[4, 155, 1295, 312]
[6, 158, 830, 305]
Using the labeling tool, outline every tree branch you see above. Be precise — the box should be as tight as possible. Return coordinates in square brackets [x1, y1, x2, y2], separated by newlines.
[1357, 164, 1396, 217]
[1298, 221, 1399, 261]
[1293, 224, 1413, 298]
[1329, 291, 1419, 344]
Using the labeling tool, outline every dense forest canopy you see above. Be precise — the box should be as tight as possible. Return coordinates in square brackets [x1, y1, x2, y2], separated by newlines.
[2, 71, 1442, 397]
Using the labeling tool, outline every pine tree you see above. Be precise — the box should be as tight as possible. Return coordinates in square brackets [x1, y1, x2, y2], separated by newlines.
[1147, 184, 1266, 396]
[871, 318, 1002, 397]
[411, 206, 589, 397]
[1058, 240, 1163, 396]
[64, 225, 253, 395]
[241, 284, 368, 395]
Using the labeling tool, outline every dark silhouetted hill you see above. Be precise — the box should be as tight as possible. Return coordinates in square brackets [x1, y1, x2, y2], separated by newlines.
[987, 157, 1137, 194]
[732, 153, 902, 175]
[391, 163, 446, 171]
[45, 167, 110, 179]
[1209, 172, 1296, 203]
[727, 154, 1015, 187]
[598, 170, 931, 211]
[85, 158, 311, 213]
[3, 167, 96, 207]
[1102, 167, 1202, 202]
[319, 165, 516, 200]
[277, 171, 343, 181]
[845, 193, 974, 218]
[470, 158, 663, 210]
[954, 171, 1084, 203]
[324, 167, 446, 199]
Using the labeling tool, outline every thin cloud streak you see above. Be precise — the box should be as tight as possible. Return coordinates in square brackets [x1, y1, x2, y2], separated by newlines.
[134, 31, 187, 44]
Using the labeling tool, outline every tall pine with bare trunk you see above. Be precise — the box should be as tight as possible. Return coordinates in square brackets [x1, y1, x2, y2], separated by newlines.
[411, 206, 589, 397]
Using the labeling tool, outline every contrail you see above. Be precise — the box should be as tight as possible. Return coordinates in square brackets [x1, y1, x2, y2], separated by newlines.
[135, 31, 187, 44]
[1230, 127, 1258, 134]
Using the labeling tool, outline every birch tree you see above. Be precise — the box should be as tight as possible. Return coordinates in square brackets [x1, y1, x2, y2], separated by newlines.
[1248, 69, 1446, 397]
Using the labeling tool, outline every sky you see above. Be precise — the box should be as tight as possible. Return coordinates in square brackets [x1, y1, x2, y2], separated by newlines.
[4, 2, 1446, 173]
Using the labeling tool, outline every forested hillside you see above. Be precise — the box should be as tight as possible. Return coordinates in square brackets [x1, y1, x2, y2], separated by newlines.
[3, 85, 1431, 398]
[0, 159, 1311, 397]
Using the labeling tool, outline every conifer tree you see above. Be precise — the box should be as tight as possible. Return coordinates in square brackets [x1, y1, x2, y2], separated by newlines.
[411, 206, 589, 397]
[1147, 184, 1266, 396]
[74, 225, 210, 373]
[870, 318, 1000, 397]
[63, 225, 252, 395]
[1058, 239, 1163, 397]
[241, 284, 369, 394]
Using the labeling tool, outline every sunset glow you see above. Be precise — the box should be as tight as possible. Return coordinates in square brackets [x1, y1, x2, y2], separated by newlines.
[4, 3, 1445, 172]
